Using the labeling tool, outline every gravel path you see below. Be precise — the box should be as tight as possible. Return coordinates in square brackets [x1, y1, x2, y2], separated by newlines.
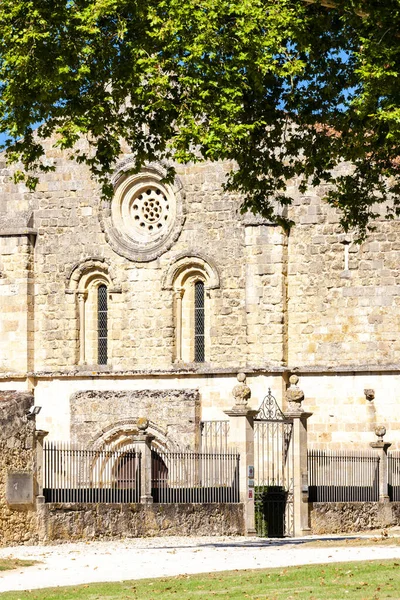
[0, 536, 399, 593]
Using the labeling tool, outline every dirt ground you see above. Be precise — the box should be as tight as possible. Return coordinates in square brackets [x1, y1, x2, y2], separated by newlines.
[0, 533, 400, 593]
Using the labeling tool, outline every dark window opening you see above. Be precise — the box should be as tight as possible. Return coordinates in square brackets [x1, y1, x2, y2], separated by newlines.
[194, 280, 205, 362]
[98, 284, 108, 365]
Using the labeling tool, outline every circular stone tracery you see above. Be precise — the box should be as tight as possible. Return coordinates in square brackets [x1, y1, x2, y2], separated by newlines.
[100, 163, 186, 262]
[131, 187, 169, 232]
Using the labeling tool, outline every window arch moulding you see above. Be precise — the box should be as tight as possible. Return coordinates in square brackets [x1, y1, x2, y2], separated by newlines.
[89, 418, 181, 452]
[162, 254, 220, 364]
[65, 258, 122, 366]
[162, 253, 220, 291]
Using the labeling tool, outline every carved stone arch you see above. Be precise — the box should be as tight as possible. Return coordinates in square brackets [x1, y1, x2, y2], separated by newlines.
[89, 419, 180, 451]
[162, 253, 221, 291]
[66, 257, 122, 294]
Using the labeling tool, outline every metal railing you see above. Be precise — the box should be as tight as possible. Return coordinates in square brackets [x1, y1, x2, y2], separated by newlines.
[388, 451, 400, 501]
[151, 449, 240, 503]
[200, 421, 230, 452]
[44, 442, 141, 503]
[308, 450, 380, 502]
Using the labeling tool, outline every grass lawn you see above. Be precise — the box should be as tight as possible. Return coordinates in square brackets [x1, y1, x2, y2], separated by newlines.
[0, 560, 398, 600]
[0, 559, 36, 571]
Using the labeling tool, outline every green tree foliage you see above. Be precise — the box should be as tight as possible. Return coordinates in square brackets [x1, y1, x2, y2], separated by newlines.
[0, 0, 399, 237]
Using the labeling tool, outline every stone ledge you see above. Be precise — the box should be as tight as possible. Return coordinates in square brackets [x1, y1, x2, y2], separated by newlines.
[4, 364, 400, 382]
[292, 364, 400, 374]
[24, 365, 288, 378]
[0, 228, 37, 236]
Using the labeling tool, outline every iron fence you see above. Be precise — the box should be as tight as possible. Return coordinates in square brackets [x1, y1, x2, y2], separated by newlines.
[308, 450, 380, 502]
[44, 442, 141, 503]
[388, 451, 400, 501]
[151, 449, 240, 503]
[200, 421, 230, 452]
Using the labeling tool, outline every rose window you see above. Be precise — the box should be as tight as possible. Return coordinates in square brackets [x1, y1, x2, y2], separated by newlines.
[131, 187, 170, 233]
[102, 165, 186, 262]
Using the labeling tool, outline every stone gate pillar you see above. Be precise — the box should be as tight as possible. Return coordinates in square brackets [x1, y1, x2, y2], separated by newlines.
[135, 418, 155, 504]
[370, 425, 391, 503]
[284, 375, 312, 537]
[224, 373, 257, 536]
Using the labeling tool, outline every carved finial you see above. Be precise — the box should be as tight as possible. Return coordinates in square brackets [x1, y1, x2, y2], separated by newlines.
[286, 374, 304, 411]
[364, 389, 375, 401]
[232, 373, 251, 409]
[137, 417, 149, 432]
[375, 425, 386, 442]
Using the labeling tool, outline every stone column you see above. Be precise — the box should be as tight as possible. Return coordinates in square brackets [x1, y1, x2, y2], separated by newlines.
[224, 373, 257, 536]
[135, 418, 155, 504]
[370, 425, 391, 503]
[284, 375, 312, 537]
[77, 292, 86, 364]
[34, 429, 49, 499]
[174, 288, 184, 362]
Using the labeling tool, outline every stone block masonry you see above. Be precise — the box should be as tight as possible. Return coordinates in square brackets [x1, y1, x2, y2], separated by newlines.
[310, 502, 400, 534]
[38, 503, 245, 542]
[0, 392, 38, 546]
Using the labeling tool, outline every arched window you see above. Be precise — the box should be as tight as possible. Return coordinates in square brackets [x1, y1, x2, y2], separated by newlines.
[194, 281, 205, 362]
[163, 255, 220, 364]
[97, 284, 108, 365]
[66, 259, 121, 367]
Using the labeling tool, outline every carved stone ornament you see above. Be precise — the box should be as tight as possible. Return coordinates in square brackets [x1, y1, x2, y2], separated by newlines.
[286, 374, 304, 411]
[232, 373, 251, 408]
[99, 162, 186, 262]
[137, 417, 149, 432]
[375, 424, 386, 442]
[364, 389, 375, 401]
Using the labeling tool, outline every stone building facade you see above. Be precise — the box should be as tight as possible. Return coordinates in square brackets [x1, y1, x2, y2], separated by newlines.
[0, 142, 399, 452]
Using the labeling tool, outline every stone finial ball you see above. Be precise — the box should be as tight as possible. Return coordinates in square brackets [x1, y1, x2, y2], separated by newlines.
[375, 425, 386, 439]
[289, 374, 299, 385]
[237, 372, 246, 383]
[137, 417, 149, 431]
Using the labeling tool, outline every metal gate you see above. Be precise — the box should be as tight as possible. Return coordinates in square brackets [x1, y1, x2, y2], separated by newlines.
[254, 389, 294, 537]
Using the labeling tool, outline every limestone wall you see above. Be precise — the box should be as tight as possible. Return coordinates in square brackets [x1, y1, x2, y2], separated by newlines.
[287, 192, 400, 369]
[39, 503, 245, 542]
[27, 157, 257, 372]
[1, 143, 400, 450]
[0, 392, 38, 546]
[32, 372, 283, 442]
[310, 502, 400, 534]
[0, 233, 34, 374]
[297, 372, 400, 450]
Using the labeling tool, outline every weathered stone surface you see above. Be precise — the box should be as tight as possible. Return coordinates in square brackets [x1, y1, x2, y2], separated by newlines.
[40, 503, 245, 542]
[0, 392, 38, 546]
[70, 389, 200, 448]
[310, 502, 400, 534]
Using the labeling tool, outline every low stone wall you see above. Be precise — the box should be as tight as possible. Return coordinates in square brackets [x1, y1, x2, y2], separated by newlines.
[310, 502, 400, 534]
[39, 503, 245, 542]
[0, 391, 38, 546]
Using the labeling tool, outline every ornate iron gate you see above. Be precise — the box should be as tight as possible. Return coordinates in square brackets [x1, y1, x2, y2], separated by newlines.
[254, 390, 294, 537]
